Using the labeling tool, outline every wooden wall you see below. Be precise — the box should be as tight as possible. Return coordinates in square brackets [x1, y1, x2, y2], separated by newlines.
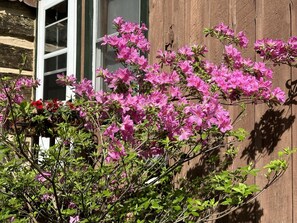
[0, 0, 36, 93]
[148, 0, 297, 222]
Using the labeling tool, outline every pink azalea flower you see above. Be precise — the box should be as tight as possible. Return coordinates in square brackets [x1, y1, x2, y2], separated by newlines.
[120, 115, 134, 141]
[69, 215, 80, 223]
[272, 87, 286, 103]
[36, 172, 51, 183]
[237, 31, 249, 48]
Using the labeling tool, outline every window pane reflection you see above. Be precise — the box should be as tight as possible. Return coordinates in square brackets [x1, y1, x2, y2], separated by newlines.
[97, 0, 140, 37]
[45, 1, 67, 25]
[45, 0, 68, 54]
[44, 54, 67, 73]
[45, 20, 67, 53]
[44, 73, 66, 100]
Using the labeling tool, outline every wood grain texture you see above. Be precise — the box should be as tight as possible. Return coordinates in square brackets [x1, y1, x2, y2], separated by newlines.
[254, 1, 293, 223]
[290, 0, 297, 223]
[218, 1, 257, 222]
[148, 0, 164, 63]
[147, 0, 296, 221]
[189, 0, 209, 45]
[172, 0, 185, 49]
[163, 0, 173, 51]
[206, 0, 229, 63]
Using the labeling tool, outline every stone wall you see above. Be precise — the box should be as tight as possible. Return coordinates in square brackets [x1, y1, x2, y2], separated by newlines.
[0, 0, 36, 82]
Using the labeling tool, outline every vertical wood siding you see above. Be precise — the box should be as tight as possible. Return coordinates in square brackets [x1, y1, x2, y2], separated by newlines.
[149, 0, 297, 222]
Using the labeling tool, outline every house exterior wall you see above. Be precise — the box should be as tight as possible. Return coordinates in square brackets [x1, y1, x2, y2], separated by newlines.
[2, 0, 296, 221]
[0, 0, 36, 98]
[148, 0, 297, 222]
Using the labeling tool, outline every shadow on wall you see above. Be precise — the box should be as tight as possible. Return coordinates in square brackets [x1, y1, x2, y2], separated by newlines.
[285, 79, 297, 105]
[185, 149, 264, 223]
[185, 81, 296, 222]
[184, 77, 296, 222]
[241, 108, 295, 163]
[215, 200, 263, 223]
[242, 77, 297, 163]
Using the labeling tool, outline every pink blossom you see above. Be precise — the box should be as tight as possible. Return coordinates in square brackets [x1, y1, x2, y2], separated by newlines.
[158, 104, 180, 138]
[73, 79, 94, 99]
[16, 77, 40, 89]
[237, 31, 249, 48]
[178, 128, 193, 141]
[178, 46, 194, 58]
[224, 45, 243, 69]
[104, 123, 119, 140]
[288, 36, 297, 53]
[56, 74, 76, 86]
[214, 23, 234, 37]
[157, 50, 176, 65]
[254, 38, 290, 64]
[178, 60, 193, 74]
[168, 86, 182, 99]
[41, 193, 53, 202]
[214, 105, 232, 132]
[120, 115, 134, 141]
[106, 140, 126, 162]
[68, 202, 77, 209]
[113, 17, 124, 26]
[69, 215, 80, 223]
[187, 73, 209, 95]
[253, 62, 273, 79]
[271, 87, 286, 103]
[36, 171, 51, 183]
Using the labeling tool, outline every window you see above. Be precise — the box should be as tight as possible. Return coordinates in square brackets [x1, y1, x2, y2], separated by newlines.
[36, 0, 147, 99]
[93, 0, 147, 91]
[36, 0, 77, 149]
[35, 0, 146, 148]
[36, 0, 77, 101]
[36, 0, 146, 147]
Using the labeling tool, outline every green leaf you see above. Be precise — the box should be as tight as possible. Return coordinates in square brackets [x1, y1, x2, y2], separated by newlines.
[193, 144, 202, 153]
[173, 205, 182, 211]
[231, 128, 247, 141]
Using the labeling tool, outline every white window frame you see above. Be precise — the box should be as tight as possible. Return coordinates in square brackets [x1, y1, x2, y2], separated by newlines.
[36, 0, 77, 150]
[36, 0, 77, 101]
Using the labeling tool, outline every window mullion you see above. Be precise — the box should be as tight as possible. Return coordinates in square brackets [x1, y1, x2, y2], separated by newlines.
[44, 48, 68, 60]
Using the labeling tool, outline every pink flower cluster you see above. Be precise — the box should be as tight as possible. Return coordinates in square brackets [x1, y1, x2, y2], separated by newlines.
[0, 76, 39, 123]
[208, 44, 285, 102]
[35, 171, 51, 183]
[58, 18, 285, 163]
[57, 74, 95, 99]
[206, 23, 249, 48]
[102, 17, 150, 70]
[255, 37, 297, 65]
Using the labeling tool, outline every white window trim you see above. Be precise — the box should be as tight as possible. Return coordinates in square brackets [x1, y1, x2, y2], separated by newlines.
[36, 0, 77, 150]
[92, 0, 103, 91]
[36, 0, 77, 101]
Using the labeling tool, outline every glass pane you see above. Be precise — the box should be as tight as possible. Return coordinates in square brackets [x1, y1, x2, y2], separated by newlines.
[97, 0, 140, 37]
[46, 1, 67, 25]
[44, 54, 67, 73]
[45, 19, 67, 54]
[44, 73, 66, 100]
[99, 44, 122, 72]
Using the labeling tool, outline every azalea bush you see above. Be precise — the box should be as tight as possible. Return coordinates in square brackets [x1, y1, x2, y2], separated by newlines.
[0, 18, 295, 222]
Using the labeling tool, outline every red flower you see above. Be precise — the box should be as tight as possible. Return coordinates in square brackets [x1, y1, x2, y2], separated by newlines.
[45, 98, 61, 112]
[31, 100, 43, 110]
[66, 101, 75, 110]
